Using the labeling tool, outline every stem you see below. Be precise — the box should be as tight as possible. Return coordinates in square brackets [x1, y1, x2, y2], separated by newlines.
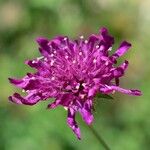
[88, 125, 110, 150]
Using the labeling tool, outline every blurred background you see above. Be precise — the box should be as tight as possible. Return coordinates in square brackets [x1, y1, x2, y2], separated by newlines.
[0, 0, 149, 150]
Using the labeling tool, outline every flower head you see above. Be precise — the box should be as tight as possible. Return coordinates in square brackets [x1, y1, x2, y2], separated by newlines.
[9, 27, 141, 139]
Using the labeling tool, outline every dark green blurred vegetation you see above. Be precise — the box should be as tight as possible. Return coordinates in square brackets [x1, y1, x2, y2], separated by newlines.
[0, 0, 150, 150]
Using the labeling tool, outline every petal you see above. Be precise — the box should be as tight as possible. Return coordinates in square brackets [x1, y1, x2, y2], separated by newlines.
[88, 34, 100, 51]
[112, 68, 124, 78]
[88, 86, 98, 97]
[9, 78, 29, 88]
[121, 60, 129, 70]
[59, 93, 73, 106]
[36, 37, 49, 47]
[39, 47, 50, 57]
[36, 37, 51, 56]
[79, 100, 94, 125]
[111, 60, 129, 78]
[9, 92, 41, 105]
[99, 27, 114, 48]
[67, 108, 81, 139]
[23, 79, 40, 90]
[110, 85, 142, 96]
[47, 99, 61, 109]
[25, 60, 50, 74]
[88, 34, 99, 43]
[25, 60, 42, 69]
[100, 85, 142, 96]
[9, 93, 23, 104]
[51, 36, 66, 45]
[113, 41, 131, 59]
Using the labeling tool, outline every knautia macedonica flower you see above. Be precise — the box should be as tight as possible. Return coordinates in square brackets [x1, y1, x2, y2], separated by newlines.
[9, 27, 141, 139]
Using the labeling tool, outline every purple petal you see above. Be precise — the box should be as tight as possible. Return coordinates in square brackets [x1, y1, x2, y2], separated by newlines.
[111, 61, 129, 78]
[113, 41, 131, 59]
[36, 37, 52, 56]
[9, 93, 41, 105]
[9, 78, 29, 88]
[79, 100, 93, 125]
[88, 86, 98, 97]
[59, 94, 73, 106]
[100, 85, 142, 96]
[99, 27, 114, 49]
[36, 37, 49, 47]
[47, 99, 61, 109]
[111, 86, 142, 96]
[67, 108, 81, 139]
[25, 60, 50, 72]
[9, 78, 23, 85]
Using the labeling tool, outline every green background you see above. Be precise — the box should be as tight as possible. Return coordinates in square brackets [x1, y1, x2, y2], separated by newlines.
[0, 0, 149, 149]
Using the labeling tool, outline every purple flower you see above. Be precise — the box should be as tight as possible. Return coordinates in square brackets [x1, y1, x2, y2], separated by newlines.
[9, 27, 141, 139]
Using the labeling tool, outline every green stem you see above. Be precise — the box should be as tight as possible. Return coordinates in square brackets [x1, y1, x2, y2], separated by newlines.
[88, 125, 110, 150]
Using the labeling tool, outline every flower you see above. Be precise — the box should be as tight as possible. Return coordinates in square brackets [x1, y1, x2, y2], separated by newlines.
[9, 27, 141, 139]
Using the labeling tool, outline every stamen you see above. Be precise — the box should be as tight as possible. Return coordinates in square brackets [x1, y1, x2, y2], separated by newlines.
[85, 40, 88, 44]
[22, 89, 25, 93]
[37, 56, 44, 60]
[93, 59, 97, 63]
[99, 45, 104, 51]
[82, 70, 86, 73]
[82, 83, 86, 87]
[96, 45, 99, 49]
[47, 43, 51, 47]
[112, 90, 115, 94]
[79, 52, 82, 56]
[80, 94, 85, 99]
[64, 107, 68, 110]
[105, 61, 109, 66]
[75, 84, 80, 89]
[108, 47, 112, 51]
[72, 60, 76, 64]
[65, 55, 69, 59]
[80, 35, 84, 39]
[64, 37, 67, 41]
[50, 54, 54, 57]
[105, 85, 111, 89]
[51, 77, 55, 80]
[31, 77, 36, 80]
[32, 60, 36, 64]
[50, 60, 55, 66]
[44, 58, 48, 61]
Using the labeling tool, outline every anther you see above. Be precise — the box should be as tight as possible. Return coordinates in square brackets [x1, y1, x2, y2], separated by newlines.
[50, 60, 55, 66]
[99, 45, 104, 51]
[79, 52, 82, 56]
[72, 60, 76, 64]
[65, 55, 69, 59]
[93, 59, 97, 63]
[85, 40, 88, 44]
[96, 45, 99, 49]
[108, 47, 112, 51]
[51, 77, 55, 80]
[80, 35, 84, 39]
[37, 56, 44, 60]
[64, 37, 67, 41]
[32, 60, 36, 64]
[22, 89, 25, 93]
